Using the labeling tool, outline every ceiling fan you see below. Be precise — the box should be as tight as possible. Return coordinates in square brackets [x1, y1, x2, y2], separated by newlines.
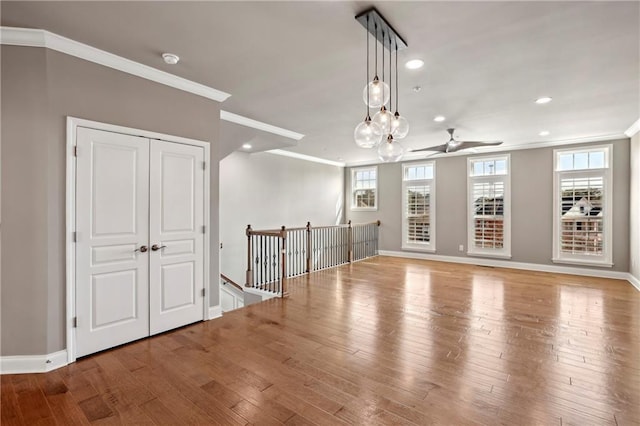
[411, 128, 503, 154]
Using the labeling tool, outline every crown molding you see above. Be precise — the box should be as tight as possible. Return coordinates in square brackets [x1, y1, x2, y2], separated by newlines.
[344, 133, 626, 167]
[266, 149, 345, 167]
[0, 26, 230, 102]
[625, 118, 640, 138]
[220, 111, 304, 141]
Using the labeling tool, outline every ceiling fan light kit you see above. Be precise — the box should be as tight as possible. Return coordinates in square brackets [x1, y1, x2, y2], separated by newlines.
[354, 8, 409, 162]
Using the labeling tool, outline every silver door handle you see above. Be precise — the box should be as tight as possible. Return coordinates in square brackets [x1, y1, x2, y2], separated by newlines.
[151, 244, 167, 251]
[135, 245, 148, 253]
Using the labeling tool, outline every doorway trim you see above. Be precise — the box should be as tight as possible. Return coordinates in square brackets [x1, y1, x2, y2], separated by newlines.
[66, 116, 211, 363]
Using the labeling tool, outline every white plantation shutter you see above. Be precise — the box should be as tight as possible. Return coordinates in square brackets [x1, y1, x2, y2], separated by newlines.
[472, 181, 505, 249]
[553, 146, 611, 266]
[402, 163, 435, 251]
[467, 156, 511, 258]
[406, 185, 431, 243]
[560, 177, 604, 255]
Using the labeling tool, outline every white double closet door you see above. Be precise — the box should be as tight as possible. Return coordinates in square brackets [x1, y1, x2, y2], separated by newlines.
[75, 127, 205, 357]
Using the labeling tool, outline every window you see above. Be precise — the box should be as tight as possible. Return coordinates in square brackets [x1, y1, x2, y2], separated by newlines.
[351, 166, 377, 210]
[402, 162, 435, 251]
[553, 145, 612, 266]
[467, 155, 511, 258]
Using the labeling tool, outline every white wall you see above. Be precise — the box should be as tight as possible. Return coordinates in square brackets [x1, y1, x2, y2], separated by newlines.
[347, 139, 631, 273]
[631, 132, 640, 281]
[220, 152, 344, 285]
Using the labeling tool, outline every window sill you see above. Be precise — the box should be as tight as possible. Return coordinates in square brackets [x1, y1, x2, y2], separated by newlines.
[467, 252, 512, 260]
[552, 258, 613, 268]
[351, 207, 377, 212]
[402, 246, 435, 253]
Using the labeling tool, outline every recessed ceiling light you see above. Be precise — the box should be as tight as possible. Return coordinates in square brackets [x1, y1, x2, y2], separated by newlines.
[539, 130, 550, 136]
[242, 143, 252, 149]
[162, 53, 180, 65]
[405, 59, 424, 70]
[433, 115, 446, 122]
[535, 96, 552, 104]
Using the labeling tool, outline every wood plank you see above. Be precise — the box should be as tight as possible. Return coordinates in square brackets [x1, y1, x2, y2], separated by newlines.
[1, 257, 638, 425]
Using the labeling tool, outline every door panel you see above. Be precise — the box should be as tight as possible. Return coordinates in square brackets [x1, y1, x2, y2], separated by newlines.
[76, 127, 150, 357]
[149, 141, 205, 334]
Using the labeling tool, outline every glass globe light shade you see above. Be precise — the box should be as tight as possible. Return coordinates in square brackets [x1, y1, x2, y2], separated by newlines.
[362, 77, 390, 109]
[390, 112, 409, 139]
[354, 118, 383, 148]
[372, 106, 393, 134]
[377, 135, 405, 162]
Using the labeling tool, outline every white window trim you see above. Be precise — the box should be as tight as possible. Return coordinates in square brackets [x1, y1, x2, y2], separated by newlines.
[467, 154, 511, 259]
[351, 166, 378, 211]
[402, 162, 436, 252]
[552, 144, 613, 267]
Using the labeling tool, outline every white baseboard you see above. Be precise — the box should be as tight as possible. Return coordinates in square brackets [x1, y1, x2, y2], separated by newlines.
[628, 273, 640, 291]
[208, 305, 222, 320]
[1, 349, 68, 375]
[379, 250, 631, 282]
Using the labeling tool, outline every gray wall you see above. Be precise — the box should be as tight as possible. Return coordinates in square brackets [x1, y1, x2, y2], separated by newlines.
[631, 133, 640, 281]
[347, 139, 631, 273]
[1, 46, 221, 356]
[220, 152, 344, 286]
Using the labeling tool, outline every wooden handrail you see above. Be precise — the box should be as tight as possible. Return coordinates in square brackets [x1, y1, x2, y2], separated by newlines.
[220, 273, 244, 292]
[247, 221, 381, 235]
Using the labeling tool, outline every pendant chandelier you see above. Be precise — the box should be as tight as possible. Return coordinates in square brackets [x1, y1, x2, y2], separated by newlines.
[354, 8, 409, 162]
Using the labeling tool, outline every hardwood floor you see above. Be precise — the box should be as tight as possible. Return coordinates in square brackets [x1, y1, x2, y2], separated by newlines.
[2, 256, 639, 425]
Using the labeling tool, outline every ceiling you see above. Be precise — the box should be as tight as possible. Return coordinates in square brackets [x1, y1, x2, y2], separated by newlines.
[2, 1, 639, 165]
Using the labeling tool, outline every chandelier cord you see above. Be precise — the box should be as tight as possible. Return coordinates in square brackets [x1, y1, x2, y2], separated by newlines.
[395, 38, 399, 113]
[374, 23, 378, 78]
[389, 33, 393, 114]
[366, 15, 370, 119]
[381, 30, 385, 90]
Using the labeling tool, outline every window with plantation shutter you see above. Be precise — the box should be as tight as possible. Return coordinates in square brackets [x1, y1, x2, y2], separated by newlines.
[467, 155, 511, 258]
[553, 145, 612, 266]
[402, 162, 435, 251]
[351, 166, 377, 210]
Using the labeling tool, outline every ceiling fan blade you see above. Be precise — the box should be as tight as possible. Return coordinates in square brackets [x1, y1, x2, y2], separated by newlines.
[410, 144, 449, 153]
[451, 141, 503, 151]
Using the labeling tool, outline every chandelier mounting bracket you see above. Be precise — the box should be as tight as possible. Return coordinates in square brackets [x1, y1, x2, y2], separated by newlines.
[355, 7, 408, 50]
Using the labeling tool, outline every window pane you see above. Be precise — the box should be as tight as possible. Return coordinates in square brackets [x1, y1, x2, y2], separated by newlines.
[405, 164, 434, 181]
[354, 189, 375, 208]
[589, 151, 605, 169]
[471, 158, 507, 176]
[574, 152, 588, 170]
[484, 161, 496, 175]
[407, 167, 416, 180]
[353, 168, 377, 208]
[559, 154, 573, 171]
[424, 166, 434, 180]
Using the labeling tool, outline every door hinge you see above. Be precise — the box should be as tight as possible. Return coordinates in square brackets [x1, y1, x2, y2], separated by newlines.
[73, 146, 78, 157]
[72, 317, 78, 328]
[202, 225, 206, 234]
[73, 231, 77, 243]
[202, 161, 206, 170]
[201, 288, 206, 298]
